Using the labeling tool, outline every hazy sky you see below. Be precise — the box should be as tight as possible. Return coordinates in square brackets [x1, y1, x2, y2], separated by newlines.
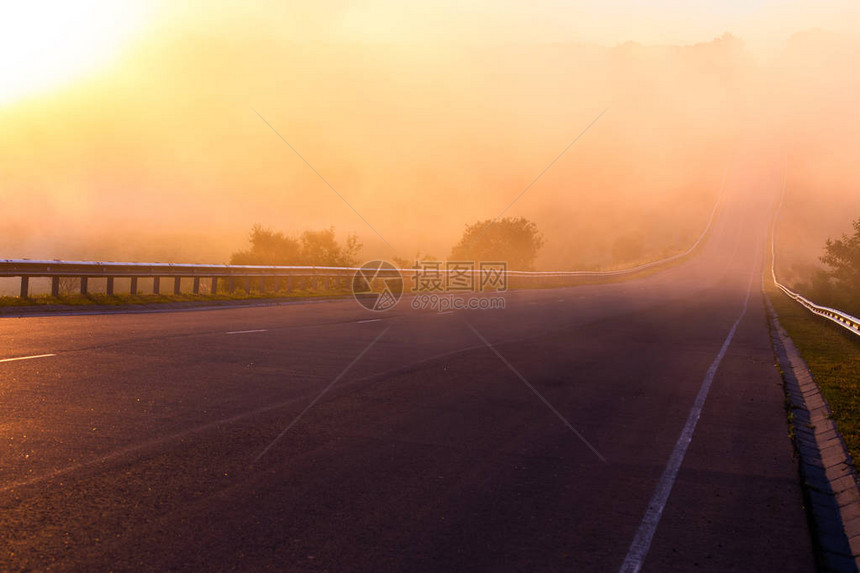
[1, 1, 859, 271]
[2, 0, 859, 106]
[312, 0, 859, 54]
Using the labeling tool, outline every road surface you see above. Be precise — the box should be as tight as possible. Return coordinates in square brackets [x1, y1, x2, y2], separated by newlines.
[1, 164, 814, 571]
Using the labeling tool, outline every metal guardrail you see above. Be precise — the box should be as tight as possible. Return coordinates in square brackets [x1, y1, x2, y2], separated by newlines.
[773, 282, 860, 336]
[0, 256, 695, 299]
[0, 260, 363, 298]
[770, 180, 860, 337]
[1, 180, 725, 299]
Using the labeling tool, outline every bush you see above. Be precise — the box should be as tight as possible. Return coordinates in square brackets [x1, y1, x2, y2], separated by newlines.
[450, 217, 544, 270]
[230, 225, 362, 267]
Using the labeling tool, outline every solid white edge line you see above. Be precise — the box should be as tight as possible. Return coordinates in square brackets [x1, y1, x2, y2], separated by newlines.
[225, 329, 268, 335]
[0, 353, 57, 363]
[619, 272, 753, 573]
[356, 319, 382, 324]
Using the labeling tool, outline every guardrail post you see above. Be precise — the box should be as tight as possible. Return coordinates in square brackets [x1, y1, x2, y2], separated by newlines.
[19, 276, 29, 298]
[193, 277, 200, 294]
[51, 277, 60, 297]
[285, 276, 292, 291]
[153, 277, 160, 295]
[174, 277, 181, 295]
[80, 277, 88, 295]
[106, 277, 114, 296]
[130, 277, 138, 295]
[210, 277, 218, 294]
[244, 276, 251, 294]
[227, 277, 235, 293]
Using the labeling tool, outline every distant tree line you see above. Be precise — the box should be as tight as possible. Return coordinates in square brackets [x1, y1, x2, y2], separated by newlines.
[231, 215, 860, 313]
[234, 216, 547, 271]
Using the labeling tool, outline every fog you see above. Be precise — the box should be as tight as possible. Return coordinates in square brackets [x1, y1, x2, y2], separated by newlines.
[1, 5, 859, 282]
[770, 31, 860, 285]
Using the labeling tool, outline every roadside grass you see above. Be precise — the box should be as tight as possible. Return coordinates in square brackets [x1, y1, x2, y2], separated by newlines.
[0, 288, 352, 309]
[767, 283, 860, 469]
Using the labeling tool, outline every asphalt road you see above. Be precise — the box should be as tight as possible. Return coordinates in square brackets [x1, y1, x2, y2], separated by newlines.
[1, 167, 815, 571]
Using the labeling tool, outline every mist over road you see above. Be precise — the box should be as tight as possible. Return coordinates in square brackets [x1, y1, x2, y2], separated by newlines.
[0, 162, 813, 571]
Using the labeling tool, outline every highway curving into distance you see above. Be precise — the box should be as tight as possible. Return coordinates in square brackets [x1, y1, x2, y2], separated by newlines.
[1, 163, 814, 571]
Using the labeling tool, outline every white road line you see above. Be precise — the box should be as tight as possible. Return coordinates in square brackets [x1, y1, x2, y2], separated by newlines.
[225, 329, 268, 335]
[0, 353, 56, 363]
[356, 318, 381, 324]
[619, 272, 754, 573]
[438, 311, 454, 315]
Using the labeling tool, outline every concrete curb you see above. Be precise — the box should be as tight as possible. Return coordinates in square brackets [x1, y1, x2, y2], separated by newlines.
[766, 295, 860, 572]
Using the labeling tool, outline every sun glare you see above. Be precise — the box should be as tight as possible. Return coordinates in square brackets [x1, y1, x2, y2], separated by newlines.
[0, 1, 149, 106]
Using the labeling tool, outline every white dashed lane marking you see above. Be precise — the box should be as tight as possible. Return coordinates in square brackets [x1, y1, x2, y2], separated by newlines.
[0, 353, 56, 363]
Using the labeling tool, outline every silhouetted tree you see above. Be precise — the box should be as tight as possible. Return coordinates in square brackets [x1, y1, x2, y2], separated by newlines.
[821, 218, 860, 290]
[299, 227, 362, 266]
[231, 225, 361, 266]
[819, 217, 860, 312]
[230, 225, 301, 265]
[450, 217, 544, 270]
